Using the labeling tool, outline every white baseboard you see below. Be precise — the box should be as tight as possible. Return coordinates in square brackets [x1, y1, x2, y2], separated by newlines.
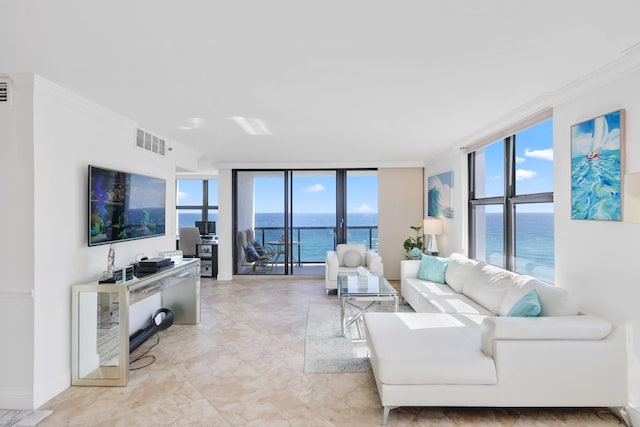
[627, 406, 640, 427]
[0, 390, 34, 410]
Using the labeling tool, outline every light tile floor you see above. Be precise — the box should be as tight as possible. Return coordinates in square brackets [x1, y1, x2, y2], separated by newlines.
[40, 277, 623, 426]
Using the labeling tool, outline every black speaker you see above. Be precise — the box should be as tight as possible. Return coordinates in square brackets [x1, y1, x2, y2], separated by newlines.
[129, 308, 174, 353]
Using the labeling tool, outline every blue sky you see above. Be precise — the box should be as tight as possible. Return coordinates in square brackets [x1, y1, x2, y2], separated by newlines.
[176, 174, 378, 214]
[253, 173, 378, 213]
[482, 119, 554, 213]
[177, 180, 218, 206]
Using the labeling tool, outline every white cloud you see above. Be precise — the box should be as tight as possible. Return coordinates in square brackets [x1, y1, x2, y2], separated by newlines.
[489, 175, 503, 180]
[516, 169, 537, 181]
[525, 148, 553, 161]
[516, 156, 525, 163]
[177, 191, 189, 199]
[356, 204, 373, 213]
[305, 184, 325, 192]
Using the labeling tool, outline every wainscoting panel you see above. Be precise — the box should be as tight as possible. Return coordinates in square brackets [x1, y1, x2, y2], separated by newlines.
[0, 289, 35, 409]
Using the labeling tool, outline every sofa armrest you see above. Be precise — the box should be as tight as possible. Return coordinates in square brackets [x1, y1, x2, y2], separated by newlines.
[400, 260, 420, 278]
[400, 260, 420, 289]
[326, 251, 339, 280]
[481, 315, 613, 356]
[365, 251, 383, 275]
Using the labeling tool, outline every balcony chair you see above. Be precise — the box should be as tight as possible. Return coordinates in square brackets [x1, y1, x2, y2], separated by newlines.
[238, 229, 273, 271]
[325, 243, 383, 294]
[179, 227, 202, 258]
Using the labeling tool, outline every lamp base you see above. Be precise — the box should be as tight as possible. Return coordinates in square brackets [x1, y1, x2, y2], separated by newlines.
[426, 234, 439, 255]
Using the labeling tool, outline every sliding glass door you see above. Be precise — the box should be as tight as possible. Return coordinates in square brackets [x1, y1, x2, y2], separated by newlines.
[235, 171, 287, 273]
[345, 170, 378, 249]
[290, 171, 337, 275]
[233, 169, 377, 275]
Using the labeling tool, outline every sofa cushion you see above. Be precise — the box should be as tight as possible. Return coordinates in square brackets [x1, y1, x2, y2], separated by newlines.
[364, 312, 497, 385]
[417, 254, 448, 283]
[506, 289, 541, 317]
[444, 253, 480, 293]
[462, 263, 514, 315]
[499, 275, 579, 317]
[342, 250, 362, 268]
[246, 243, 261, 262]
[404, 277, 494, 315]
[336, 244, 366, 267]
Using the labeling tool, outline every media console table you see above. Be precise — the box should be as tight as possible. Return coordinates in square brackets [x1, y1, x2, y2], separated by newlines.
[71, 258, 200, 386]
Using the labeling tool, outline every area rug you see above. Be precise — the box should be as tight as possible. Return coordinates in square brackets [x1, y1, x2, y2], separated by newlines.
[304, 300, 413, 373]
[0, 409, 52, 427]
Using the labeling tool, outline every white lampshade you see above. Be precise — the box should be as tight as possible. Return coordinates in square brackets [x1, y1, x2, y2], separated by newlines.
[423, 217, 443, 254]
[423, 218, 443, 236]
[624, 173, 640, 223]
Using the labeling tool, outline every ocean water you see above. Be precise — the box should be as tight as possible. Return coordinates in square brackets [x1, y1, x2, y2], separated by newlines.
[571, 150, 621, 220]
[179, 211, 555, 282]
[253, 213, 378, 262]
[480, 212, 555, 283]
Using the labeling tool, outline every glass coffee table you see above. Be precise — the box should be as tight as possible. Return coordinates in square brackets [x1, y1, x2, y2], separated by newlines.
[338, 272, 399, 338]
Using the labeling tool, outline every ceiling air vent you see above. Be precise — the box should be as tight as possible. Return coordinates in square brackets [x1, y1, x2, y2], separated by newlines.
[0, 81, 8, 103]
[135, 128, 166, 156]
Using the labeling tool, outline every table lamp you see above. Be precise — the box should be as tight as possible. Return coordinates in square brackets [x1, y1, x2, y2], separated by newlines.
[423, 217, 443, 255]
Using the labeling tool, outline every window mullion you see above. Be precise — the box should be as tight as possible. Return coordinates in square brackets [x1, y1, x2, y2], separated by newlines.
[504, 137, 513, 272]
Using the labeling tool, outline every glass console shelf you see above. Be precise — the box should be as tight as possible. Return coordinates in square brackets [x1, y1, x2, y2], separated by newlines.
[71, 258, 201, 386]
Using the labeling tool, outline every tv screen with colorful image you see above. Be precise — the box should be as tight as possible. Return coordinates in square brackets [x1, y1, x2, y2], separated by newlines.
[89, 165, 166, 246]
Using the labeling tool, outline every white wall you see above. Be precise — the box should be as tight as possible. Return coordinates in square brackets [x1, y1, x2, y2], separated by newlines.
[423, 152, 467, 257]
[552, 68, 640, 421]
[0, 74, 190, 409]
[217, 169, 233, 280]
[0, 74, 35, 409]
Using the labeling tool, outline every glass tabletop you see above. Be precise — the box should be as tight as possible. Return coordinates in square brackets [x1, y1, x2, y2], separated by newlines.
[337, 272, 397, 296]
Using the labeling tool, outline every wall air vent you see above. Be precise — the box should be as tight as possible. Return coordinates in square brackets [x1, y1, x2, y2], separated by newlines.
[135, 128, 166, 156]
[0, 81, 9, 103]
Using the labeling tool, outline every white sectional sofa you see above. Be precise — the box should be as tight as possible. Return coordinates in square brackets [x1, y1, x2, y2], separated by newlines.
[363, 253, 627, 424]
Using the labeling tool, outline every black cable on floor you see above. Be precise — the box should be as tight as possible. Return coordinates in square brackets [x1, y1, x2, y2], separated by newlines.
[129, 332, 160, 370]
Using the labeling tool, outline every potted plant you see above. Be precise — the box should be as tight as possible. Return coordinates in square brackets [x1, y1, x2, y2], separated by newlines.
[403, 225, 424, 259]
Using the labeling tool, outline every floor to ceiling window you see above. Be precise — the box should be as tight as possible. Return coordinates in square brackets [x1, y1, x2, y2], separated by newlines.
[176, 179, 219, 236]
[468, 118, 554, 283]
[345, 170, 379, 248]
[234, 169, 378, 275]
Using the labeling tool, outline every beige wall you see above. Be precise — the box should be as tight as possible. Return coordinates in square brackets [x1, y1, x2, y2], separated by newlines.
[378, 168, 424, 280]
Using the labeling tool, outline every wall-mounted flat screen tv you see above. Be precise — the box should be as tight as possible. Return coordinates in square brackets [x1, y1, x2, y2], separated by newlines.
[89, 165, 166, 246]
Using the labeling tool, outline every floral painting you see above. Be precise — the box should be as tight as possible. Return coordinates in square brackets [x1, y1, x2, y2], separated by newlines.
[427, 171, 454, 219]
[571, 109, 624, 221]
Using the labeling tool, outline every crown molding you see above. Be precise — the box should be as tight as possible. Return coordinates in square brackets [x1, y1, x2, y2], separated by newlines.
[452, 44, 640, 151]
[210, 160, 425, 170]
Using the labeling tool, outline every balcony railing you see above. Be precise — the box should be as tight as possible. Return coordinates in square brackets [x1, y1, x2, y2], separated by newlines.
[254, 225, 378, 264]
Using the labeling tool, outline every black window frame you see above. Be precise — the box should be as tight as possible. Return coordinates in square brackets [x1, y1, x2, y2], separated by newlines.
[176, 179, 219, 226]
[468, 130, 554, 276]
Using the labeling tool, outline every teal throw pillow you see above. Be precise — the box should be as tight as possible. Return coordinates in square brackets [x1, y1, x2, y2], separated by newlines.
[506, 289, 542, 317]
[417, 254, 448, 284]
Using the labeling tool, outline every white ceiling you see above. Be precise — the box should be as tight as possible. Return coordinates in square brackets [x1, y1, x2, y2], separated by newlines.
[3, 1, 640, 171]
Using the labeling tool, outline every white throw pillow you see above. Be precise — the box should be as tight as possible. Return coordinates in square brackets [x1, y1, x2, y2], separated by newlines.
[444, 253, 479, 293]
[342, 250, 362, 268]
[462, 262, 514, 314]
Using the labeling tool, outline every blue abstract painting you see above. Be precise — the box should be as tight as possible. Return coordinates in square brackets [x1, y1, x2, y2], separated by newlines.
[571, 110, 624, 221]
[428, 171, 454, 219]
